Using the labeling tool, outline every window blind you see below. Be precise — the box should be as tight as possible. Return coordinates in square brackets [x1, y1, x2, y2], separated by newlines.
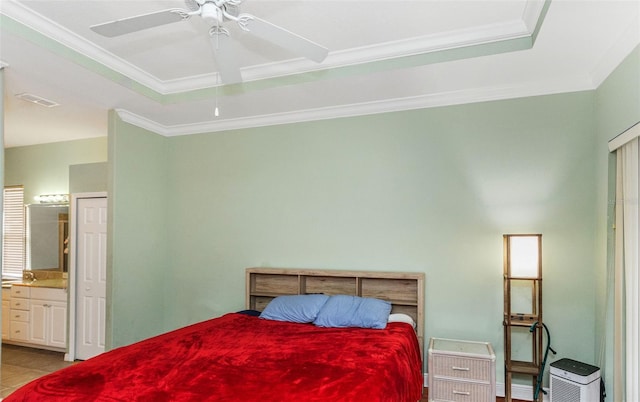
[3, 186, 25, 279]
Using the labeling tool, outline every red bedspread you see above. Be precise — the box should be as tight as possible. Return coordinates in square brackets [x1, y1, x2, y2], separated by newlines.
[6, 313, 423, 402]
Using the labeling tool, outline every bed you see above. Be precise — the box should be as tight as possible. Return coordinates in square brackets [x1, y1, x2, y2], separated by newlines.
[5, 268, 425, 402]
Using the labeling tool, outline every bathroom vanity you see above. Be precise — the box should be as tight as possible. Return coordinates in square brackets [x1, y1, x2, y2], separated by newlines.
[2, 279, 67, 352]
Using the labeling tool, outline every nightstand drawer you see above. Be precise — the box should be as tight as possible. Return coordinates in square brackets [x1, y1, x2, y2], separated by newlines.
[428, 338, 496, 402]
[430, 378, 493, 402]
[11, 310, 29, 322]
[431, 355, 492, 382]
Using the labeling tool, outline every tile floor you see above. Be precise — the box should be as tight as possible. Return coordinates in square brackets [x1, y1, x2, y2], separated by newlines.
[1, 344, 75, 398]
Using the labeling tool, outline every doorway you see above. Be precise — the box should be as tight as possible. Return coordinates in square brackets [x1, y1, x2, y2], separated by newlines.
[68, 193, 107, 361]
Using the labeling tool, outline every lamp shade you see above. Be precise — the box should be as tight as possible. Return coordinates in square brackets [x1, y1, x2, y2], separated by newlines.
[506, 235, 541, 278]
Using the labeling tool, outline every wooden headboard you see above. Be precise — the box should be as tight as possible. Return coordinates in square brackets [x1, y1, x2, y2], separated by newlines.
[246, 268, 425, 350]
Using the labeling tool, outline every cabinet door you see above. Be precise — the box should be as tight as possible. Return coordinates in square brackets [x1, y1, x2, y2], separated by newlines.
[48, 301, 67, 348]
[2, 300, 11, 340]
[29, 301, 48, 345]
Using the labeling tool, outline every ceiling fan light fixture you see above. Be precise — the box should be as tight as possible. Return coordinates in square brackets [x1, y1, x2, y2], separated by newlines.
[201, 3, 223, 26]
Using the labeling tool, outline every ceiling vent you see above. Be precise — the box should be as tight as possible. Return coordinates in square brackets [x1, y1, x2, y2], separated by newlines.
[15, 93, 59, 108]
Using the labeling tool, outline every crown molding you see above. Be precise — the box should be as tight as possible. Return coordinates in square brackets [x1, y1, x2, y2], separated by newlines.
[2, 0, 546, 95]
[161, 17, 535, 93]
[117, 72, 594, 138]
[115, 109, 172, 136]
[0, 0, 161, 91]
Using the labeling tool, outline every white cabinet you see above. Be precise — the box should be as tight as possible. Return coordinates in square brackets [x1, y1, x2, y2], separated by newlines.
[2, 289, 11, 340]
[28, 287, 68, 349]
[30, 300, 67, 348]
[5, 285, 67, 351]
[428, 338, 496, 402]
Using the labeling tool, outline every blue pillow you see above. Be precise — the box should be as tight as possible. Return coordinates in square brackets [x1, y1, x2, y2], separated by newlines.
[260, 294, 329, 323]
[313, 295, 391, 329]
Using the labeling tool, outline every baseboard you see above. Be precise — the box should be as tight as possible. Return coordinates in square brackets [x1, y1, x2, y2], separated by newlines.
[424, 373, 549, 401]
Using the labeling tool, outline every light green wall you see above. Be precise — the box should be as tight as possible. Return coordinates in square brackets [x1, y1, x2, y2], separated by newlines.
[5, 137, 107, 203]
[69, 162, 108, 194]
[149, 91, 597, 381]
[596, 45, 640, 138]
[107, 111, 167, 348]
[595, 44, 640, 401]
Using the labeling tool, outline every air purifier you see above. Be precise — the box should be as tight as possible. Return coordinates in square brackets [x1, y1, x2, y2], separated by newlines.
[550, 358, 600, 402]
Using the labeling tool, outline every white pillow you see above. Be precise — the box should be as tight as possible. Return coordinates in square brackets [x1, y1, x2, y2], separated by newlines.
[388, 313, 416, 329]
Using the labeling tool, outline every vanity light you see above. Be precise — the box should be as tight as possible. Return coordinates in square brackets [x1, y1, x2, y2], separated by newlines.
[35, 194, 69, 204]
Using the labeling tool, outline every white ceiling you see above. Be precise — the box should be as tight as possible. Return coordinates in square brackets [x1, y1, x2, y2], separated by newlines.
[1, 0, 639, 148]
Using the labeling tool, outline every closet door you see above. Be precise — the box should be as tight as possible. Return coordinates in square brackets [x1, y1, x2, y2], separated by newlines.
[75, 196, 107, 360]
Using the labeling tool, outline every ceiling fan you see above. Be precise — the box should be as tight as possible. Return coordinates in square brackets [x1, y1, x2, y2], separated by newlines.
[90, 0, 329, 84]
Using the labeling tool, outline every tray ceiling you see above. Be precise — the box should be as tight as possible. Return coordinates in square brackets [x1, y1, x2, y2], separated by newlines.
[1, 0, 639, 147]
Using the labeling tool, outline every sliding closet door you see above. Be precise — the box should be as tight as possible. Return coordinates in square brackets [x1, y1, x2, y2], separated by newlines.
[75, 196, 107, 360]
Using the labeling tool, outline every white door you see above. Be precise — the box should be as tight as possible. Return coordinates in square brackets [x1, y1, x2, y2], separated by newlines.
[75, 197, 107, 360]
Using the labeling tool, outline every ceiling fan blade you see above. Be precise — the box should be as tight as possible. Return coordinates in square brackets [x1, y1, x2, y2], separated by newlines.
[210, 31, 243, 84]
[242, 16, 328, 63]
[90, 9, 188, 37]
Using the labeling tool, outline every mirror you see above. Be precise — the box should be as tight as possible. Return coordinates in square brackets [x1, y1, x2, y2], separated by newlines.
[25, 204, 69, 272]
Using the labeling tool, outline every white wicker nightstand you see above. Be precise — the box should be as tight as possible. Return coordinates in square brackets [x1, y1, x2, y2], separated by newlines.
[428, 338, 496, 402]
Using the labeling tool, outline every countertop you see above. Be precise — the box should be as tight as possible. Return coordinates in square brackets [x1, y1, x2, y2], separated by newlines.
[2, 278, 67, 289]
